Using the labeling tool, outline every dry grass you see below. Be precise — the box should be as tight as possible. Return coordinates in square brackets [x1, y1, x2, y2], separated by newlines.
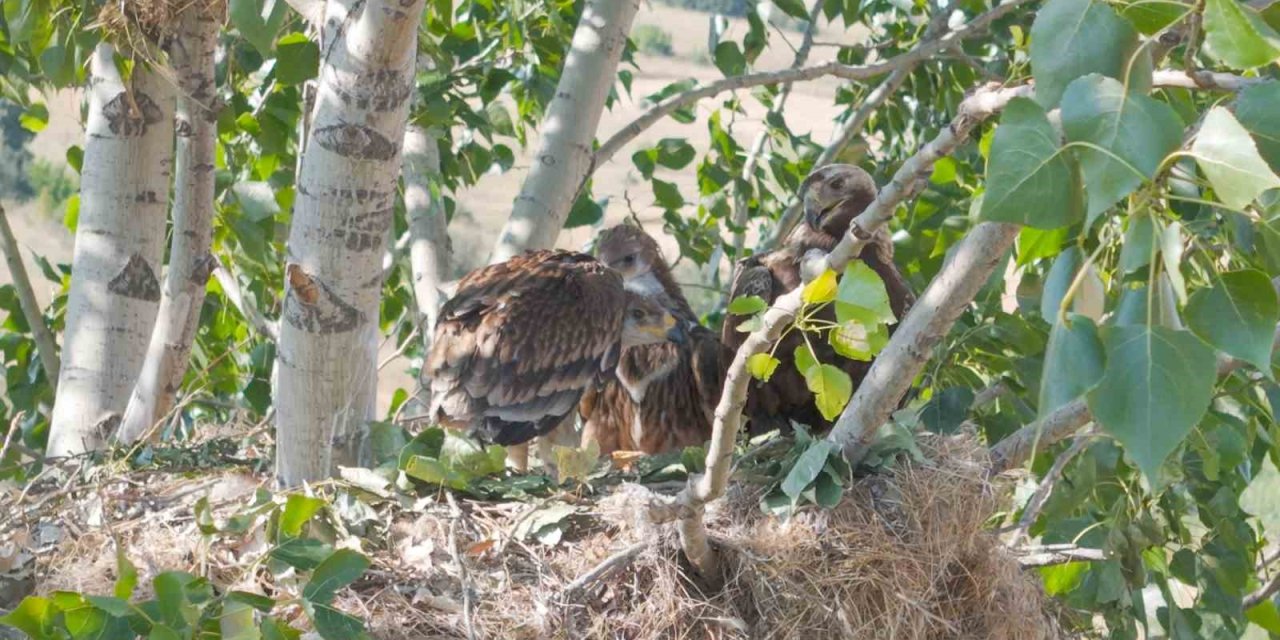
[4, 432, 1057, 639]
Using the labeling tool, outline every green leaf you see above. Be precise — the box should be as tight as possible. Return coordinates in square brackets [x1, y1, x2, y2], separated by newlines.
[727, 295, 767, 315]
[52, 592, 107, 639]
[1041, 247, 1082, 319]
[303, 549, 370, 605]
[232, 0, 289, 54]
[304, 601, 367, 640]
[1203, 0, 1280, 68]
[1118, 213, 1159, 274]
[1191, 106, 1280, 211]
[232, 182, 281, 222]
[812, 470, 843, 508]
[652, 179, 684, 210]
[271, 537, 335, 571]
[979, 98, 1086, 229]
[748, 353, 781, 382]
[794, 343, 818, 376]
[1161, 222, 1187, 304]
[275, 32, 319, 85]
[565, 192, 606, 228]
[1186, 270, 1280, 374]
[1247, 600, 1280, 634]
[781, 440, 835, 500]
[773, 0, 812, 20]
[228, 591, 277, 613]
[221, 599, 258, 640]
[1060, 75, 1183, 219]
[261, 618, 303, 640]
[920, 387, 975, 434]
[653, 138, 696, 170]
[835, 262, 896, 324]
[1030, 0, 1150, 108]
[1086, 325, 1216, 482]
[0, 596, 54, 640]
[114, 548, 138, 600]
[1017, 226, 1069, 266]
[20, 103, 48, 133]
[1235, 81, 1280, 172]
[1118, 0, 1186, 34]
[713, 41, 746, 77]
[805, 364, 853, 421]
[802, 269, 838, 304]
[828, 320, 887, 361]
[1039, 562, 1090, 596]
[1241, 456, 1280, 536]
[280, 494, 325, 538]
[1039, 314, 1106, 417]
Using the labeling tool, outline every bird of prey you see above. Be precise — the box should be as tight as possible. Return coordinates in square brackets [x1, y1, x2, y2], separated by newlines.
[579, 224, 727, 456]
[425, 249, 686, 469]
[722, 164, 916, 435]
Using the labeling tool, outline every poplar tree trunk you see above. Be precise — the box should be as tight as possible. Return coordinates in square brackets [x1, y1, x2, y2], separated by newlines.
[275, 0, 425, 485]
[119, 2, 224, 444]
[488, 0, 640, 263]
[48, 44, 175, 457]
[402, 125, 450, 335]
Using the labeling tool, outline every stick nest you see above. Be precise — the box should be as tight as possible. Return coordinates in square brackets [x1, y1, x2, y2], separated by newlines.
[4, 431, 1060, 639]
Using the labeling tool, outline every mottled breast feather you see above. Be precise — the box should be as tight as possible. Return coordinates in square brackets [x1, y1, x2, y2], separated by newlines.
[427, 250, 626, 445]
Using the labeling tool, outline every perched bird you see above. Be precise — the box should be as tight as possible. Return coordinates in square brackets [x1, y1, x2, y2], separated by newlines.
[579, 225, 727, 455]
[722, 164, 915, 435]
[425, 249, 686, 469]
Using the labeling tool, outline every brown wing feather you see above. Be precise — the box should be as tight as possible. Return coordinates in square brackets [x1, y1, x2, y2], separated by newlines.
[428, 250, 625, 445]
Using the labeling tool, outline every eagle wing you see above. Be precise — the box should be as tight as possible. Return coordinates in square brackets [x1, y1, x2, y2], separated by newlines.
[721, 252, 784, 352]
[428, 250, 625, 445]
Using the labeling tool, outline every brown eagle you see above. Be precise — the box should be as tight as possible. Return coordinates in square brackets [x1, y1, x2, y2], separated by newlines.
[426, 249, 687, 465]
[578, 225, 727, 455]
[722, 164, 916, 435]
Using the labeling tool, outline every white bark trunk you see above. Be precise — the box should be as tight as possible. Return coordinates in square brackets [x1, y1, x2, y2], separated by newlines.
[48, 44, 174, 457]
[402, 125, 450, 334]
[275, 0, 425, 485]
[119, 2, 223, 444]
[488, 0, 641, 263]
[0, 203, 61, 385]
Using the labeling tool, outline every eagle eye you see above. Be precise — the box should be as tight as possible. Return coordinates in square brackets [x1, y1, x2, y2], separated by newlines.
[829, 178, 845, 191]
[620, 254, 636, 266]
[630, 308, 645, 320]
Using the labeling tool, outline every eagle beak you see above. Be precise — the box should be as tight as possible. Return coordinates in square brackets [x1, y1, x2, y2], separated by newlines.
[804, 194, 846, 229]
[664, 315, 688, 345]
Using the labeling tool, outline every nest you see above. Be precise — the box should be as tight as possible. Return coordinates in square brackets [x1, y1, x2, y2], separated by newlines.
[7, 433, 1058, 639]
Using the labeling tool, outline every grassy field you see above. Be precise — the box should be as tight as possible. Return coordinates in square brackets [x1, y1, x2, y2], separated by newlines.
[1, 4, 868, 411]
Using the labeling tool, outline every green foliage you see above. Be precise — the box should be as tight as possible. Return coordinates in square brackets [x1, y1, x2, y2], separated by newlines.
[978, 98, 1085, 228]
[0, 99, 35, 200]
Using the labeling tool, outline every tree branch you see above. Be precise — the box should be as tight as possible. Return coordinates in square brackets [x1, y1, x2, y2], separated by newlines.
[593, 0, 1038, 168]
[1014, 545, 1108, 567]
[647, 82, 1034, 579]
[990, 326, 1280, 473]
[1246, 569, 1280, 609]
[1150, 69, 1261, 92]
[403, 124, 451, 336]
[0, 203, 60, 386]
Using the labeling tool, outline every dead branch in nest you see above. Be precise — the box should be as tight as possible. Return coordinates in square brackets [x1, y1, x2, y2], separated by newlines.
[647, 82, 1035, 580]
[559, 540, 651, 602]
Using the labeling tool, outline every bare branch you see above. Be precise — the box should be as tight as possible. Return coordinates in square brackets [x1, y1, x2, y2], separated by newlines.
[211, 258, 279, 343]
[593, 0, 1038, 168]
[560, 541, 650, 601]
[1246, 569, 1280, 609]
[403, 124, 452, 336]
[1015, 545, 1108, 567]
[991, 326, 1280, 473]
[726, 0, 826, 302]
[1010, 430, 1097, 544]
[1151, 69, 1260, 92]
[0, 203, 60, 385]
[648, 82, 1033, 578]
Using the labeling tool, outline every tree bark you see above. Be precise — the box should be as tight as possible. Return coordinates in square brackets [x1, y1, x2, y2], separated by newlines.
[275, 0, 425, 485]
[825, 222, 1020, 460]
[119, 2, 224, 444]
[403, 125, 450, 335]
[488, 0, 641, 263]
[0, 202, 60, 386]
[48, 44, 175, 457]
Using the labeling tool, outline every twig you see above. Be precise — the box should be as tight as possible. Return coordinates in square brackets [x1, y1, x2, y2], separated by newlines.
[211, 257, 280, 343]
[647, 81, 1035, 579]
[378, 327, 420, 371]
[0, 202, 61, 385]
[1151, 69, 1259, 92]
[990, 326, 1280, 473]
[766, 6, 954, 248]
[444, 492, 477, 640]
[1246, 571, 1280, 609]
[592, 0, 1038, 168]
[1010, 430, 1097, 544]
[560, 541, 650, 601]
[725, 0, 825, 299]
[0, 412, 23, 465]
[1014, 545, 1108, 567]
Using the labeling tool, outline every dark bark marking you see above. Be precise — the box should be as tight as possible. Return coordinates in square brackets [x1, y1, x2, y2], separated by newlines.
[333, 207, 394, 252]
[102, 91, 164, 137]
[283, 263, 364, 334]
[93, 413, 121, 440]
[191, 253, 218, 285]
[134, 190, 160, 204]
[329, 68, 412, 112]
[312, 123, 397, 161]
[175, 116, 194, 137]
[108, 253, 162, 302]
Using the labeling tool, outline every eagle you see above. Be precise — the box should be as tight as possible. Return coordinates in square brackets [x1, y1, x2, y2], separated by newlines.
[425, 249, 687, 469]
[722, 164, 916, 435]
[578, 225, 727, 456]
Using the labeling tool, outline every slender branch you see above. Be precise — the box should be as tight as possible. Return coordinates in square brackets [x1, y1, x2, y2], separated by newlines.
[560, 541, 650, 601]
[1151, 69, 1259, 92]
[593, 0, 1038, 168]
[726, 0, 825, 298]
[1247, 568, 1280, 609]
[0, 203, 60, 385]
[1011, 430, 1096, 544]
[991, 326, 1280, 472]
[1015, 545, 1108, 567]
[211, 258, 279, 343]
[766, 6, 954, 248]
[647, 82, 1034, 579]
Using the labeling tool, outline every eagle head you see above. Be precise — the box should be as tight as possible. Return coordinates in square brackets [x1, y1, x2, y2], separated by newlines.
[800, 164, 877, 238]
[596, 223, 665, 286]
[620, 291, 687, 348]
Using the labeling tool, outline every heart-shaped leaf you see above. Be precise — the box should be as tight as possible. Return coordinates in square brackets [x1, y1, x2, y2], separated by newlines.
[1191, 107, 1280, 211]
[1039, 314, 1106, 417]
[805, 364, 853, 421]
[979, 98, 1086, 229]
[1030, 0, 1151, 108]
[1203, 0, 1280, 68]
[1185, 270, 1280, 375]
